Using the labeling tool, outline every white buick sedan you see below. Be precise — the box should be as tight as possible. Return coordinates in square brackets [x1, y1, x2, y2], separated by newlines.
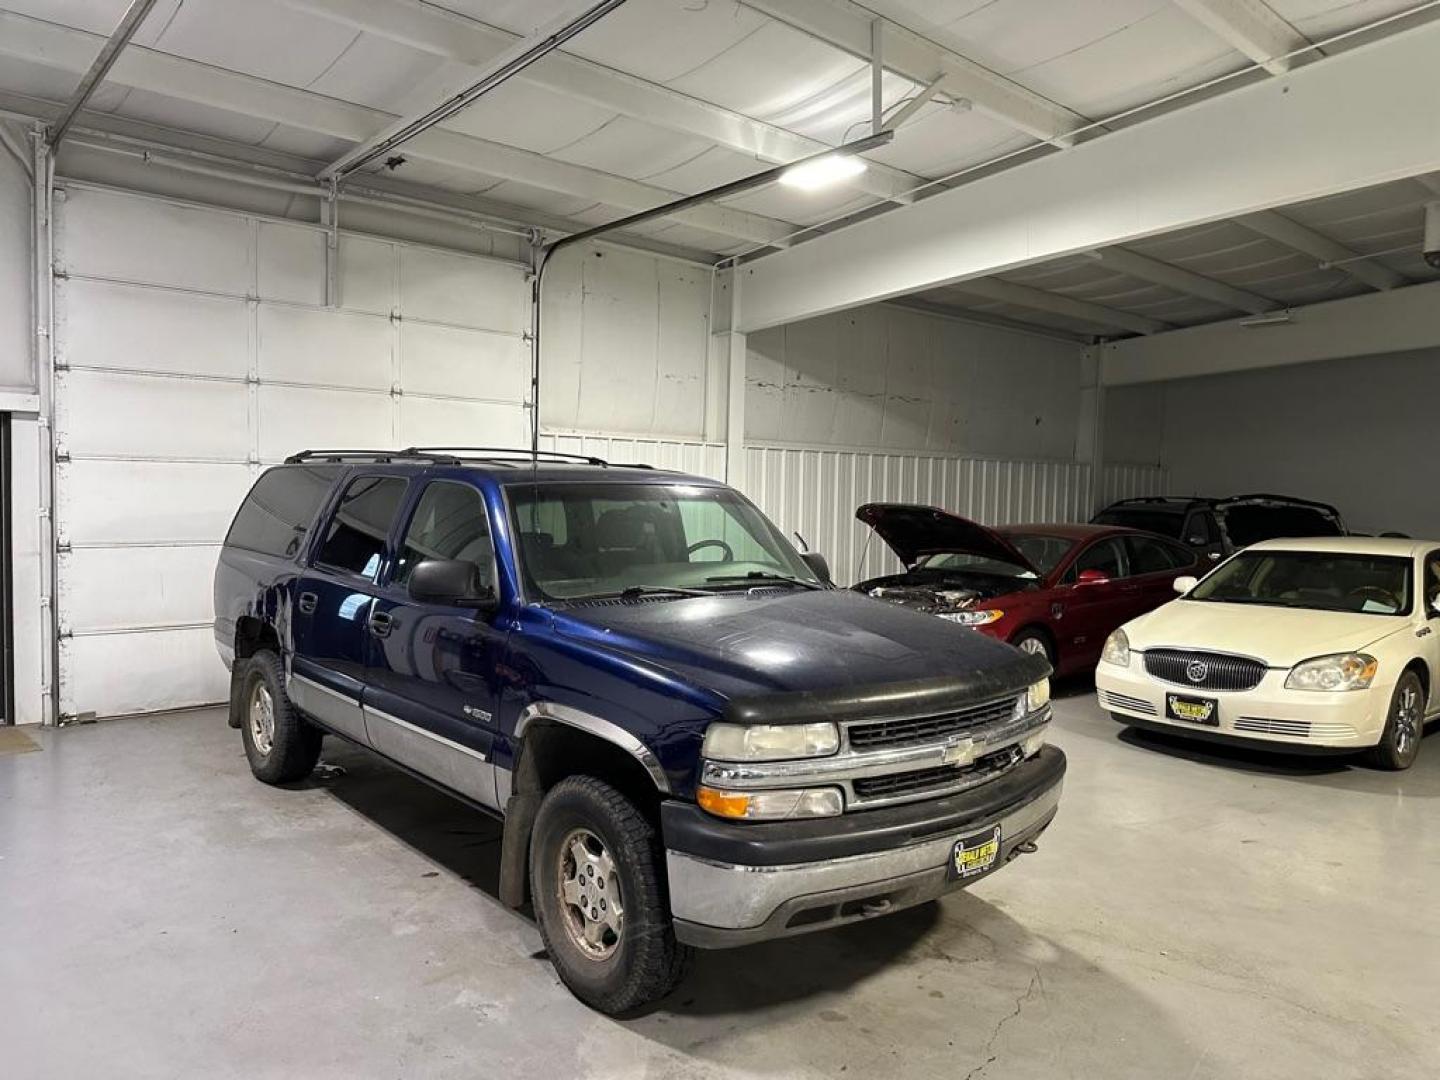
[1095, 537, 1438, 769]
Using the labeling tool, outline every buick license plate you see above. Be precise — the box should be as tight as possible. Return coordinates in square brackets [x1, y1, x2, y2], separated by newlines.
[1165, 693, 1219, 727]
[947, 825, 1001, 881]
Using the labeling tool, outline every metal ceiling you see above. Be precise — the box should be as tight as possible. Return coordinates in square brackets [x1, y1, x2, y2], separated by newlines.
[0, 0, 1437, 339]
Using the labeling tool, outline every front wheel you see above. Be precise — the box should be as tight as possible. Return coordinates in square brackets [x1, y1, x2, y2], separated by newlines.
[1011, 628, 1054, 665]
[530, 777, 689, 1015]
[1369, 670, 1425, 771]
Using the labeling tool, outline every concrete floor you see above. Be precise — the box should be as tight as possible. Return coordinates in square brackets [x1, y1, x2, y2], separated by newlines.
[2, 686, 1437, 1080]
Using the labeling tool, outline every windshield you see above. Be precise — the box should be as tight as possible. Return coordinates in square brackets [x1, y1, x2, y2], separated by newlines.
[1221, 504, 1342, 547]
[508, 482, 819, 601]
[1092, 508, 1183, 538]
[1188, 550, 1412, 615]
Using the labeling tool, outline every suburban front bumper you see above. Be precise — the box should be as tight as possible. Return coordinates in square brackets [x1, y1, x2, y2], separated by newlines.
[1095, 659, 1387, 750]
[661, 746, 1065, 948]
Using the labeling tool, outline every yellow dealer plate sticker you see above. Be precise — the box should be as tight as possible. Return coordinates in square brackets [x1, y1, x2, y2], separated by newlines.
[947, 825, 1001, 881]
[1165, 693, 1219, 727]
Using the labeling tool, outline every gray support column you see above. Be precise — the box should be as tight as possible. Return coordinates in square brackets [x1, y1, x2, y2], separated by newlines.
[709, 268, 747, 488]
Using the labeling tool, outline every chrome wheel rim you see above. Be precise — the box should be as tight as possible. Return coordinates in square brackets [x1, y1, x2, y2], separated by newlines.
[1018, 637, 1048, 658]
[1395, 683, 1420, 759]
[248, 682, 275, 756]
[556, 828, 623, 960]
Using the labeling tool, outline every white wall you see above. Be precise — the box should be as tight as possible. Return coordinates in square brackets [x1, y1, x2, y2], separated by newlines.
[746, 305, 1084, 459]
[0, 134, 30, 394]
[1106, 348, 1440, 537]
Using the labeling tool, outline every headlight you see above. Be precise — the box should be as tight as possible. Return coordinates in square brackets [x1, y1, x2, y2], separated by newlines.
[938, 609, 1004, 626]
[1026, 678, 1050, 713]
[1285, 653, 1377, 692]
[1101, 628, 1130, 667]
[696, 785, 843, 820]
[702, 721, 840, 762]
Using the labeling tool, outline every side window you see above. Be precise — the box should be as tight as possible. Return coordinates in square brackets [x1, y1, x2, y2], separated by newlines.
[1124, 535, 1177, 576]
[1184, 512, 1219, 547]
[314, 476, 409, 581]
[225, 465, 341, 559]
[1425, 553, 1440, 611]
[395, 481, 496, 591]
[1073, 538, 1125, 580]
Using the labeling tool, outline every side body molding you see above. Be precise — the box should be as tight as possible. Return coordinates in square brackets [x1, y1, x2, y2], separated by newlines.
[514, 701, 671, 795]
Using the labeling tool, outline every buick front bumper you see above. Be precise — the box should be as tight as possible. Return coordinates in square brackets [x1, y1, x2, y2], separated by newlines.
[661, 746, 1065, 948]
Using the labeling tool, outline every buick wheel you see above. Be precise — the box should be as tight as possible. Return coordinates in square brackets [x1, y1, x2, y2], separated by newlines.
[1370, 670, 1424, 771]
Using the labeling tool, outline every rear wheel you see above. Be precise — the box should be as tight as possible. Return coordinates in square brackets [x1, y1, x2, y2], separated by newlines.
[1011, 628, 1054, 665]
[238, 650, 322, 784]
[1370, 670, 1424, 771]
[530, 776, 689, 1015]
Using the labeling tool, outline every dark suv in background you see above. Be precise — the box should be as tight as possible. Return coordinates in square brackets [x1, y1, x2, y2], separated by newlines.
[214, 448, 1064, 1014]
[1092, 493, 1346, 561]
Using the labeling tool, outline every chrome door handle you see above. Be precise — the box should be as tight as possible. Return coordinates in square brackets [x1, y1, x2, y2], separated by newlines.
[368, 610, 394, 637]
[297, 591, 318, 615]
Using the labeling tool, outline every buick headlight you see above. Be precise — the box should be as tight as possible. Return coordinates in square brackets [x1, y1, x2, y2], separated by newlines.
[702, 721, 840, 762]
[1285, 653, 1377, 692]
[1101, 628, 1131, 667]
[696, 785, 843, 820]
[938, 609, 1004, 626]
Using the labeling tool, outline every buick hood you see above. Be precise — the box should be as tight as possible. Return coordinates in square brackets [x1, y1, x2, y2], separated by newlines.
[1126, 599, 1407, 667]
[551, 588, 1046, 700]
[856, 503, 1036, 573]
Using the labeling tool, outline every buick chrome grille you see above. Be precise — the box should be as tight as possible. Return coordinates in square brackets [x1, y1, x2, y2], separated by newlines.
[1143, 649, 1267, 691]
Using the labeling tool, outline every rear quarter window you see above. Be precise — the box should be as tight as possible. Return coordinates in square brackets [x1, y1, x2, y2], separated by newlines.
[224, 465, 342, 559]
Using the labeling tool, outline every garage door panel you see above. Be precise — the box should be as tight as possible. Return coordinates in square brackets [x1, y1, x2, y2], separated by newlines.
[400, 246, 527, 331]
[258, 221, 326, 305]
[58, 279, 249, 379]
[399, 321, 528, 401]
[339, 235, 395, 315]
[62, 546, 219, 632]
[258, 305, 392, 390]
[60, 370, 251, 460]
[60, 461, 253, 546]
[397, 397, 530, 449]
[58, 187, 251, 295]
[62, 628, 227, 718]
[258, 385, 393, 460]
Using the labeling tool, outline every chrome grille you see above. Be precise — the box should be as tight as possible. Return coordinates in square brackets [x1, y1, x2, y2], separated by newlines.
[1234, 717, 1311, 737]
[1100, 690, 1158, 717]
[847, 695, 1019, 750]
[851, 746, 1023, 800]
[1143, 649, 1266, 691]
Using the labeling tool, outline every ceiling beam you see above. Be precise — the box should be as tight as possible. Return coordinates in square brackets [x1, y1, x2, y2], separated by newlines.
[1415, 173, 1440, 197]
[1088, 246, 1280, 314]
[0, 10, 795, 247]
[741, 0, 1085, 147]
[47, 0, 162, 149]
[280, 0, 925, 205]
[736, 18, 1440, 332]
[1101, 278, 1440, 385]
[1171, 0, 1310, 75]
[948, 278, 1174, 336]
[1234, 210, 1409, 291]
[886, 297, 1092, 344]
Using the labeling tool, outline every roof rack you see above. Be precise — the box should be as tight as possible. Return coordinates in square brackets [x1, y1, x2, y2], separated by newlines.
[282, 447, 658, 470]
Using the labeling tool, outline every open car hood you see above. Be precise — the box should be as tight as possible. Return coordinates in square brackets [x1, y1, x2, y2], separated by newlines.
[855, 503, 1038, 574]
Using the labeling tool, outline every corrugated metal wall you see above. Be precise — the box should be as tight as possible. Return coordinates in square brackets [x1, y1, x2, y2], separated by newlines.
[539, 431, 726, 480]
[741, 444, 1167, 585]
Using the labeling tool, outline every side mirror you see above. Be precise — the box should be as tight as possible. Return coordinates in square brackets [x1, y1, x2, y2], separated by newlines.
[1173, 575, 1198, 595]
[408, 559, 496, 609]
[1076, 568, 1110, 587]
[1429, 594, 1440, 619]
[800, 550, 833, 586]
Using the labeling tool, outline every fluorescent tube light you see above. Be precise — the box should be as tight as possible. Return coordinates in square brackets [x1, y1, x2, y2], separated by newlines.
[778, 153, 868, 191]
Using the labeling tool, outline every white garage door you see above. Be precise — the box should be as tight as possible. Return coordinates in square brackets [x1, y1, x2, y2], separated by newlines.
[53, 186, 531, 719]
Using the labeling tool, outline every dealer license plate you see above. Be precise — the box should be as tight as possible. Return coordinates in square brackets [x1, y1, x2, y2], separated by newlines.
[1165, 693, 1219, 726]
[947, 825, 1001, 881]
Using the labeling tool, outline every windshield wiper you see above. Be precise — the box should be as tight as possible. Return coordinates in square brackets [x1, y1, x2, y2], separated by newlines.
[704, 571, 821, 590]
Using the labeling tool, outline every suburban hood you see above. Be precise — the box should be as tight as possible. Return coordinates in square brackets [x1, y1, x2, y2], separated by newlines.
[1126, 599, 1407, 667]
[856, 503, 1037, 573]
[552, 588, 1046, 700]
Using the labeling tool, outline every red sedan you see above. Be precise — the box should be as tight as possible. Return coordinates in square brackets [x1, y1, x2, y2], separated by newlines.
[852, 504, 1206, 677]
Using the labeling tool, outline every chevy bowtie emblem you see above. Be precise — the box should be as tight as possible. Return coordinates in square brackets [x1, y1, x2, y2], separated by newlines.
[1186, 660, 1208, 683]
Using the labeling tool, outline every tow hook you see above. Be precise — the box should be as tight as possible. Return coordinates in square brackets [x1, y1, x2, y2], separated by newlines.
[1006, 839, 1040, 863]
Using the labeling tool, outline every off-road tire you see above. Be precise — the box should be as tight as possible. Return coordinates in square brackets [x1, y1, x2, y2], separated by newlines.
[530, 776, 690, 1015]
[237, 649, 322, 784]
[1369, 670, 1424, 771]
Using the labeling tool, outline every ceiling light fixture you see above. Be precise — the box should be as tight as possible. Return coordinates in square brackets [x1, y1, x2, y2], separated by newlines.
[779, 153, 869, 192]
[1239, 311, 1293, 328]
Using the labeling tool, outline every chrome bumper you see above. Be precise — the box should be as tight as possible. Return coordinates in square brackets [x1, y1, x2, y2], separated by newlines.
[666, 768, 1063, 948]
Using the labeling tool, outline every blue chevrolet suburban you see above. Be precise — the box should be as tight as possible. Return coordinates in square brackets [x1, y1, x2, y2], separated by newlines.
[214, 448, 1065, 1014]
